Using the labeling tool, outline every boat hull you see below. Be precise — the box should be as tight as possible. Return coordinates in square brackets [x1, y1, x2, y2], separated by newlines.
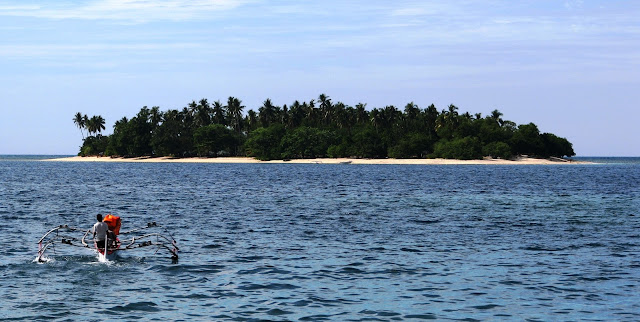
[97, 250, 117, 262]
[96, 238, 120, 262]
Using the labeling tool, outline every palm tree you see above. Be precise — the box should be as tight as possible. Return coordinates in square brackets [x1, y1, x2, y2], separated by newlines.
[288, 100, 305, 128]
[304, 100, 319, 127]
[403, 102, 420, 132]
[85, 118, 95, 136]
[333, 102, 348, 129]
[280, 104, 289, 128]
[355, 103, 368, 125]
[381, 105, 401, 129]
[114, 116, 128, 130]
[424, 104, 439, 128]
[370, 108, 382, 131]
[88, 115, 106, 135]
[490, 109, 504, 127]
[226, 96, 244, 133]
[212, 100, 226, 125]
[150, 106, 162, 130]
[404, 102, 419, 119]
[181, 107, 194, 128]
[258, 98, 278, 127]
[194, 98, 212, 128]
[318, 93, 333, 125]
[246, 110, 258, 132]
[187, 101, 198, 117]
[445, 104, 459, 128]
[73, 112, 87, 139]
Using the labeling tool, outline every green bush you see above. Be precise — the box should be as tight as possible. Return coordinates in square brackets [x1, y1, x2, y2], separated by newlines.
[482, 141, 512, 159]
[79, 135, 109, 156]
[541, 133, 575, 158]
[193, 124, 239, 157]
[244, 124, 286, 160]
[433, 137, 482, 160]
[388, 133, 432, 158]
[280, 127, 334, 159]
[351, 126, 386, 158]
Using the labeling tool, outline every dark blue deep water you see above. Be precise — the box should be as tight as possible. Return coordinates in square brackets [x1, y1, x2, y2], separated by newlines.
[1, 158, 639, 321]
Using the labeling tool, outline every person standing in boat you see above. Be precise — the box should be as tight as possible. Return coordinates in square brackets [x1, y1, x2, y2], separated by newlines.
[92, 214, 109, 249]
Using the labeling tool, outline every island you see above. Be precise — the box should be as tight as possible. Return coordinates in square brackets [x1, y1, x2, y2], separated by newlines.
[72, 94, 576, 162]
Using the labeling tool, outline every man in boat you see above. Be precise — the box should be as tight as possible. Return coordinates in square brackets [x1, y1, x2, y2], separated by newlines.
[92, 214, 109, 249]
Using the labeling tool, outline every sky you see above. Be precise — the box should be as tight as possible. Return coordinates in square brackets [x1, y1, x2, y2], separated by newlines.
[0, 0, 638, 156]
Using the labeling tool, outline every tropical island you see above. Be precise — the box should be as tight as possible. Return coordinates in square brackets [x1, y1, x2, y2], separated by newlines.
[74, 94, 575, 162]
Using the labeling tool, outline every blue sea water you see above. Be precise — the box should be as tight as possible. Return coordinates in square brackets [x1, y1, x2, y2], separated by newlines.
[0, 157, 639, 321]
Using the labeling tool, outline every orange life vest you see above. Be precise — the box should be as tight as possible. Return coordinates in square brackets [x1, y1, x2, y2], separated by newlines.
[103, 214, 121, 235]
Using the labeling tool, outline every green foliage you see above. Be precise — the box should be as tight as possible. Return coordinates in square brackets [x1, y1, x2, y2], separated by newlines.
[541, 133, 575, 158]
[79, 135, 109, 156]
[477, 117, 508, 144]
[244, 124, 286, 160]
[130, 107, 154, 156]
[482, 141, 513, 159]
[388, 133, 433, 158]
[150, 110, 185, 157]
[280, 127, 334, 159]
[194, 124, 240, 157]
[105, 118, 133, 156]
[351, 126, 386, 158]
[511, 123, 544, 156]
[327, 143, 350, 158]
[433, 137, 482, 160]
[75, 95, 577, 160]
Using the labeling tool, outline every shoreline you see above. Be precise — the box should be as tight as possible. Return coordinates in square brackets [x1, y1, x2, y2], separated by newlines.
[42, 156, 592, 165]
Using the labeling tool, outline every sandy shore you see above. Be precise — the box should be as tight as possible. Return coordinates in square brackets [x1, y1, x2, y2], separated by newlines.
[43, 156, 590, 165]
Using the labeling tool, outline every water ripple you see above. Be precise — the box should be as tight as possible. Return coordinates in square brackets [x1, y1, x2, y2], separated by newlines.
[1, 161, 639, 320]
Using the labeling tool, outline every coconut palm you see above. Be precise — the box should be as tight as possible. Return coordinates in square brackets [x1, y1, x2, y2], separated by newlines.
[258, 98, 278, 127]
[318, 93, 333, 125]
[187, 101, 198, 117]
[370, 108, 382, 131]
[288, 100, 305, 128]
[150, 106, 162, 129]
[87, 115, 106, 135]
[246, 110, 259, 132]
[355, 103, 368, 125]
[332, 102, 348, 129]
[85, 117, 96, 136]
[280, 104, 289, 128]
[403, 102, 420, 132]
[226, 96, 244, 133]
[73, 112, 87, 139]
[490, 109, 504, 127]
[193, 98, 211, 128]
[381, 105, 401, 129]
[212, 100, 226, 125]
[404, 102, 419, 119]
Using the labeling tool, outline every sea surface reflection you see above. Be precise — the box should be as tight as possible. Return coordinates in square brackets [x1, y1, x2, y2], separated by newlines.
[1, 159, 639, 320]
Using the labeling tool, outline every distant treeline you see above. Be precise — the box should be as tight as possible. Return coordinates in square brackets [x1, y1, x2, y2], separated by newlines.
[74, 94, 575, 160]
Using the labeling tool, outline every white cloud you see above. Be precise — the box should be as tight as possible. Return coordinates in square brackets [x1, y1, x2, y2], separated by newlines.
[564, 0, 584, 10]
[0, 0, 250, 22]
[390, 3, 456, 17]
[0, 42, 204, 60]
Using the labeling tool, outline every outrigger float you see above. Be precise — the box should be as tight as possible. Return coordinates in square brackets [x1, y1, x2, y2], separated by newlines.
[37, 215, 178, 262]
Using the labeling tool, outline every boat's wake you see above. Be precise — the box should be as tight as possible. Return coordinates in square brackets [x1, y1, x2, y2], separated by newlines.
[33, 256, 53, 264]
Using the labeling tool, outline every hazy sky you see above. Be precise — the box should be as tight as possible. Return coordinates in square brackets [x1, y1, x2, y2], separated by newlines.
[1, 0, 638, 156]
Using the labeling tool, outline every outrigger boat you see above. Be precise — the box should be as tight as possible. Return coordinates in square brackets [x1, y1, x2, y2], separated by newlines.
[37, 215, 178, 262]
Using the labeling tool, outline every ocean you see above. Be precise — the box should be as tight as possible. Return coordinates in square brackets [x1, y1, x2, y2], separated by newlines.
[0, 157, 639, 320]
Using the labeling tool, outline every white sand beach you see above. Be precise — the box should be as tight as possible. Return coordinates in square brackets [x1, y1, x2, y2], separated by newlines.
[43, 156, 589, 165]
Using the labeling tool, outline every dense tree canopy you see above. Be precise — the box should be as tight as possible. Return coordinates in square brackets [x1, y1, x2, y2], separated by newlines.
[76, 94, 575, 160]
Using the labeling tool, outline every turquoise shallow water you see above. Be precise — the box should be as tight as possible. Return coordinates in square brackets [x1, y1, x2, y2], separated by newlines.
[0, 158, 639, 320]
